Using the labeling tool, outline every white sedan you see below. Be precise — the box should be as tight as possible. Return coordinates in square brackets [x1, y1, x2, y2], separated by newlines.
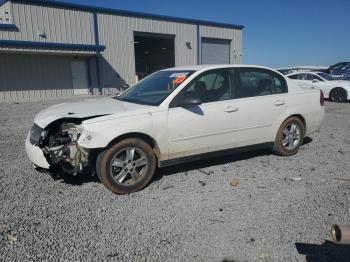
[26, 65, 324, 194]
[287, 71, 350, 102]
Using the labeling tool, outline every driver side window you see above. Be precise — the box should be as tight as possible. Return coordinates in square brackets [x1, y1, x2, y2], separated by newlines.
[305, 74, 314, 81]
[183, 69, 232, 103]
[312, 75, 323, 81]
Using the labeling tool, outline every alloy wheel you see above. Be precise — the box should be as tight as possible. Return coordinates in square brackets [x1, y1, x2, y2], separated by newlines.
[282, 123, 301, 150]
[109, 147, 148, 185]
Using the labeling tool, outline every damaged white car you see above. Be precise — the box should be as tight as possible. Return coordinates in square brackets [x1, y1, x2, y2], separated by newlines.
[26, 65, 325, 194]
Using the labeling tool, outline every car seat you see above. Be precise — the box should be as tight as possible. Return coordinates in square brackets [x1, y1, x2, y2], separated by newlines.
[194, 81, 208, 102]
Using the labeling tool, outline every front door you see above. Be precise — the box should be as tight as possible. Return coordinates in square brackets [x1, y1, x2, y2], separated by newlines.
[71, 60, 89, 95]
[167, 69, 240, 159]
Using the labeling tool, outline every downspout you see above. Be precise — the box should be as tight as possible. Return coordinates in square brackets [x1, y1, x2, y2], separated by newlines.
[93, 10, 102, 94]
[196, 24, 200, 65]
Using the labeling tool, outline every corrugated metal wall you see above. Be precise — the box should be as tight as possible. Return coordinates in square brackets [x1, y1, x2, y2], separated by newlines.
[0, 2, 94, 45]
[0, 1, 243, 101]
[97, 13, 197, 88]
[0, 53, 74, 101]
[199, 25, 242, 64]
[0, 1, 97, 101]
[0, 1, 13, 24]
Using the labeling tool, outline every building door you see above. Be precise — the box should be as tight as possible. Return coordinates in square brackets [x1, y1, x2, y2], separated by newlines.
[201, 38, 231, 64]
[71, 60, 89, 95]
[134, 32, 175, 81]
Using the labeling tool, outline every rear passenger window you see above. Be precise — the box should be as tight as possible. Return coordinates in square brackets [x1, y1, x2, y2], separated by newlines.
[237, 69, 287, 98]
[273, 75, 286, 94]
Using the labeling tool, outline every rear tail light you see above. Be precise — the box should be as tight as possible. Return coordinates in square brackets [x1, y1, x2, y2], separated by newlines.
[320, 90, 325, 106]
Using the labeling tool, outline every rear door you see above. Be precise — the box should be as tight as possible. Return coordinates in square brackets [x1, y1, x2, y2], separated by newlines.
[235, 68, 289, 146]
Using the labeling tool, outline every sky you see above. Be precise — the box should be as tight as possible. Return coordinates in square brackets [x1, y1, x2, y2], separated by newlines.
[53, 0, 349, 68]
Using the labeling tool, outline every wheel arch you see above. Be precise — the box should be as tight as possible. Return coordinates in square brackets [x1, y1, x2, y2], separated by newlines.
[272, 113, 307, 141]
[288, 114, 306, 129]
[105, 132, 161, 163]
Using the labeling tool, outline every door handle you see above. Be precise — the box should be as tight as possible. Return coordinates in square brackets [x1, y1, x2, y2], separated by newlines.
[274, 100, 285, 106]
[224, 106, 239, 113]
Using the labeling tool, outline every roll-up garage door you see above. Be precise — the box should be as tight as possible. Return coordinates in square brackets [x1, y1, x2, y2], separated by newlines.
[201, 38, 231, 64]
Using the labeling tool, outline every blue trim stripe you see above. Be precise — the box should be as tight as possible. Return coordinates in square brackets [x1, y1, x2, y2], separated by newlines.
[0, 23, 17, 29]
[196, 24, 200, 65]
[0, 39, 106, 51]
[12, 0, 244, 30]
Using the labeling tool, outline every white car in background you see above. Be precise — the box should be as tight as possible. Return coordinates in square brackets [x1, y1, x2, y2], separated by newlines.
[287, 71, 350, 102]
[25, 65, 325, 194]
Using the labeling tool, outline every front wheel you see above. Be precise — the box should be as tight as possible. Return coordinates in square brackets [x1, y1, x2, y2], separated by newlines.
[329, 87, 347, 102]
[97, 138, 156, 194]
[273, 117, 305, 156]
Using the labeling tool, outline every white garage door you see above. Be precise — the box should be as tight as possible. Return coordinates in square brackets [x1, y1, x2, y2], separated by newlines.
[201, 38, 231, 64]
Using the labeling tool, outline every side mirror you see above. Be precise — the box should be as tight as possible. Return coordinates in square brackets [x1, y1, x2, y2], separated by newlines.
[176, 97, 202, 107]
[312, 79, 319, 83]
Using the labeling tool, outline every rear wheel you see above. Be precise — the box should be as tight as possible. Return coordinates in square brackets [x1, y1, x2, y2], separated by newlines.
[273, 117, 305, 156]
[97, 138, 156, 194]
[329, 87, 347, 102]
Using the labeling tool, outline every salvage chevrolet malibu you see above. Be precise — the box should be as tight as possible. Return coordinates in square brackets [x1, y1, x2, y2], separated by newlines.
[25, 65, 325, 194]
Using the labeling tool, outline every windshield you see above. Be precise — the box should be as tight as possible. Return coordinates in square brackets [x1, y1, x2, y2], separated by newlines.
[317, 72, 332, 81]
[117, 70, 195, 106]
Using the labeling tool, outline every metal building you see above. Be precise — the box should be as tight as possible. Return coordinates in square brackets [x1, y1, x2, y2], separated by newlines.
[0, 0, 243, 101]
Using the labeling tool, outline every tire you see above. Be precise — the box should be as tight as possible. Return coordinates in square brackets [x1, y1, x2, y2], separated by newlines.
[97, 138, 156, 194]
[329, 87, 348, 102]
[96, 151, 105, 181]
[273, 117, 305, 156]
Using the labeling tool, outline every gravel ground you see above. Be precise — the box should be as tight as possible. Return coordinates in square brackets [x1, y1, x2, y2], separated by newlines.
[0, 98, 349, 262]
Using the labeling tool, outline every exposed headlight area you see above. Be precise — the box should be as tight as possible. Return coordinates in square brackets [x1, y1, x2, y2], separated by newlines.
[30, 121, 90, 174]
[46, 122, 81, 147]
[30, 124, 45, 145]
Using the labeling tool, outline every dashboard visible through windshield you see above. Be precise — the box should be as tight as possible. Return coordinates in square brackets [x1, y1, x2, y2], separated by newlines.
[117, 70, 195, 106]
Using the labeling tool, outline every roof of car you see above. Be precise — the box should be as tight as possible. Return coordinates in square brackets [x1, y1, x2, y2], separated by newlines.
[163, 64, 278, 72]
[287, 71, 325, 76]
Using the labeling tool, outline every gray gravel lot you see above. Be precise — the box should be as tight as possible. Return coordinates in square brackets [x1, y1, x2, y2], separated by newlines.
[0, 98, 349, 262]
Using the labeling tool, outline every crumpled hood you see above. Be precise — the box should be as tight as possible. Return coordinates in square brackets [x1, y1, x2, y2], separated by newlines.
[34, 97, 148, 128]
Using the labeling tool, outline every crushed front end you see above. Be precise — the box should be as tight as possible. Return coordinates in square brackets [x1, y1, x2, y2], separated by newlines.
[25, 120, 91, 174]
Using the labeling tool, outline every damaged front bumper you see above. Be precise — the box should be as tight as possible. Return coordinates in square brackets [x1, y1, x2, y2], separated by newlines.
[25, 122, 91, 173]
[25, 133, 50, 169]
